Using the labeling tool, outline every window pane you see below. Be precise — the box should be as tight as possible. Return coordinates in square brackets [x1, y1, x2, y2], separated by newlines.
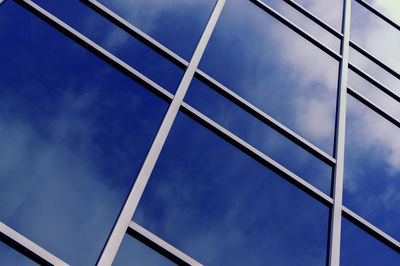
[340, 218, 400, 266]
[359, 0, 400, 25]
[185, 78, 332, 194]
[262, 0, 341, 51]
[0, 241, 37, 266]
[344, 96, 400, 240]
[134, 112, 330, 266]
[0, 3, 168, 265]
[96, 0, 217, 60]
[199, 0, 339, 154]
[351, 0, 400, 73]
[113, 234, 175, 266]
[33, 0, 184, 93]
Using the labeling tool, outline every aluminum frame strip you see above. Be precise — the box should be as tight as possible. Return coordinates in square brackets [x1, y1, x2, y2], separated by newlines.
[349, 62, 400, 103]
[96, 1, 226, 264]
[282, 0, 343, 39]
[349, 41, 400, 80]
[348, 86, 400, 128]
[342, 206, 400, 253]
[80, 0, 336, 167]
[355, 0, 400, 31]
[127, 222, 202, 266]
[249, 0, 342, 61]
[0, 221, 69, 266]
[328, 0, 351, 265]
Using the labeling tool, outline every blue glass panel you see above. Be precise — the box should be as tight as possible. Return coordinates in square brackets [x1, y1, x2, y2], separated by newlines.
[32, 0, 184, 93]
[96, 0, 216, 60]
[199, 0, 339, 155]
[344, 96, 400, 240]
[113, 235, 175, 266]
[0, 2, 167, 265]
[185, 78, 332, 194]
[351, 0, 400, 73]
[340, 218, 400, 265]
[262, 0, 341, 51]
[134, 112, 330, 266]
[0, 241, 37, 266]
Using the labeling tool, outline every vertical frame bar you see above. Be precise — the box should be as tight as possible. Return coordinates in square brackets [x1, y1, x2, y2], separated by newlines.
[328, 0, 352, 265]
[96, 1, 226, 265]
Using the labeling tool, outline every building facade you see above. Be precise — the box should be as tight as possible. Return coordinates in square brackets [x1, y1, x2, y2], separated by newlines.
[0, 0, 399, 265]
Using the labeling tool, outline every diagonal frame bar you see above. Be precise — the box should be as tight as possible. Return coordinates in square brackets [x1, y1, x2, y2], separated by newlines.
[95, 1, 226, 264]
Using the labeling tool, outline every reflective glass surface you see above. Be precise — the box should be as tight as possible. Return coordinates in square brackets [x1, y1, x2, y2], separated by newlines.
[362, 0, 400, 24]
[0, 2, 167, 265]
[134, 112, 330, 266]
[185, 78, 332, 194]
[344, 96, 400, 240]
[113, 234, 175, 266]
[199, 0, 339, 154]
[263, 0, 341, 51]
[96, 0, 217, 60]
[0, 241, 37, 266]
[340, 218, 400, 265]
[32, 0, 184, 93]
[351, 0, 400, 73]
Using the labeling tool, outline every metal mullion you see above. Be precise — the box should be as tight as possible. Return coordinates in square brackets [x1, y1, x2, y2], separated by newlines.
[249, 0, 342, 61]
[349, 41, 400, 80]
[195, 70, 337, 167]
[348, 86, 400, 128]
[0, 221, 69, 266]
[355, 0, 400, 31]
[96, 1, 226, 265]
[342, 206, 400, 253]
[180, 102, 334, 207]
[127, 222, 202, 266]
[349, 62, 400, 103]
[328, 0, 351, 265]
[78, 0, 337, 168]
[282, 0, 343, 39]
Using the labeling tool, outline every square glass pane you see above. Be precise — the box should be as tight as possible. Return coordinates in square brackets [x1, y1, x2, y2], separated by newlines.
[344, 96, 400, 240]
[185, 78, 332, 194]
[113, 234, 175, 266]
[134, 112, 330, 266]
[262, 0, 341, 51]
[32, 0, 184, 93]
[351, 0, 400, 73]
[0, 3, 168, 265]
[199, 0, 339, 155]
[340, 217, 400, 265]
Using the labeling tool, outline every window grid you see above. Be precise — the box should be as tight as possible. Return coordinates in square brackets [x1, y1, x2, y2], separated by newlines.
[1, 0, 399, 265]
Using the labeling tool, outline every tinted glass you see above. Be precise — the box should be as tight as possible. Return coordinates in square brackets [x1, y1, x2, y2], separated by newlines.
[0, 2, 167, 265]
[113, 234, 175, 266]
[32, 0, 184, 93]
[0, 241, 37, 266]
[199, 0, 339, 155]
[185, 78, 332, 194]
[341, 218, 400, 265]
[344, 96, 400, 240]
[134, 112, 330, 266]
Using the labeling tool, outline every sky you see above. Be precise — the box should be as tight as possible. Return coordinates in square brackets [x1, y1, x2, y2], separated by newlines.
[0, 0, 399, 265]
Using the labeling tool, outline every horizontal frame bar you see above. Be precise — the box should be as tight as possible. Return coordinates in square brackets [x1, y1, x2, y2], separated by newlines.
[349, 62, 400, 103]
[127, 222, 202, 266]
[342, 206, 400, 253]
[79, 0, 336, 167]
[355, 0, 400, 31]
[0, 221, 69, 266]
[350, 41, 400, 81]
[249, 0, 342, 61]
[282, 0, 343, 39]
[348, 86, 400, 128]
